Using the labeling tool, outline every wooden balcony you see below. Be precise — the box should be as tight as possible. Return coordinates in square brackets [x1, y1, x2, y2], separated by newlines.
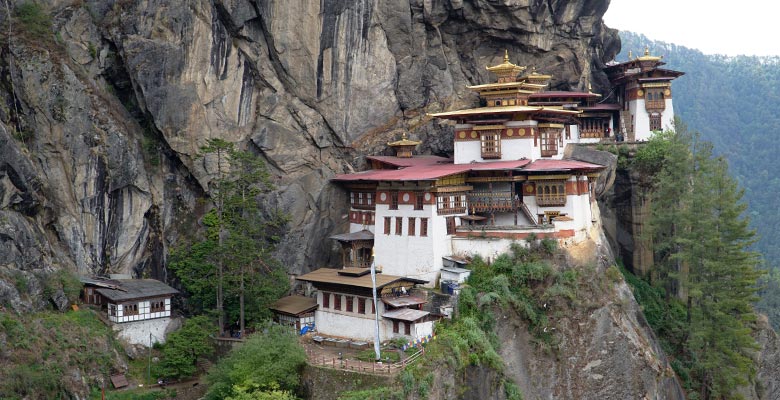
[351, 203, 376, 211]
[645, 99, 665, 111]
[579, 129, 605, 139]
[467, 191, 516, 212]
[535, 195, 566, 207]
[481, 150, 501, 159]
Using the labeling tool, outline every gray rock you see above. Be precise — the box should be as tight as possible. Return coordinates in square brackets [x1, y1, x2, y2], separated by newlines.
[50, 288, 70, 312]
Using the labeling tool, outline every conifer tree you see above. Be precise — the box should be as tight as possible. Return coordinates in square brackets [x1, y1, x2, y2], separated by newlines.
[646, 121, 762, 398]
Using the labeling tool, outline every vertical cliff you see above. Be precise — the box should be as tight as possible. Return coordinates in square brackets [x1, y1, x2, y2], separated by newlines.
[0, 0, 619, 311]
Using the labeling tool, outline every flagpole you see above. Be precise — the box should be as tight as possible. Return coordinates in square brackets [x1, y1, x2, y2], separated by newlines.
[370, 249, 381, 361]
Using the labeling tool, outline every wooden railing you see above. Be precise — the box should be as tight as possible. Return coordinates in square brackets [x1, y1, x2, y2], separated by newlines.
[536, 195, 566, 207]
[305, 347, 425, 375]
[645, 99, 665, 110]
[579, 128, 605, 139]
[467, 191, 516, 212]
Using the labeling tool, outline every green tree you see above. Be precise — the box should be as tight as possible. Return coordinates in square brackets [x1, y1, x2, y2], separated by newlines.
[646, 123, 762, 398]
[170, 139, 289, 333]
[205, 324, 306, 400]
[159, 316, 216, 379]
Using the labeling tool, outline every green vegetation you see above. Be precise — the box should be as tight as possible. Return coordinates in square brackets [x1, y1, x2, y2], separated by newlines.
[159, 316, 216, 379]
[169, 139, 289, 333]
[620, 33, 780, 318]
[0, 310, 121, 399]
[338, 387, 403, 400]
[89, 387, 176, 400]
[626, 123, 763, 399]
[14, 1, 52, 39]
[205, 324, 306, 400]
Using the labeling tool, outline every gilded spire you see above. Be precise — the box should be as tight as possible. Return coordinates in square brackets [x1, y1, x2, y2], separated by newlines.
[637, 45, 662, 61]
[486, 50, 526, 82]
[503, 49, 510, 63]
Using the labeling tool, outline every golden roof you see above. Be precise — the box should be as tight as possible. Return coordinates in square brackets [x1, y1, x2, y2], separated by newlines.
[524, 66, 552, 80]
[388, 132, 421, 147]
[637, 46, 662, 62]
[486, 50, 526, 75]
[429, 105, 581, 119]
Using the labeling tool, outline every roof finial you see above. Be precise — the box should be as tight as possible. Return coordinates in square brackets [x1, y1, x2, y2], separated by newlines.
[644, 45, 650, 56]
[401, 132, 408, 140]
[504, 49, 509, 63]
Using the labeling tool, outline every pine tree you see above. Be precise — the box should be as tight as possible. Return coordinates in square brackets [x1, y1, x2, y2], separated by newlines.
[646, 122, 762, 398]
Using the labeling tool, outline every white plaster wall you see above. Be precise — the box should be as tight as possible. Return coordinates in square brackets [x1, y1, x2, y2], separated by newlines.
[109, 299, 171, 323]
[349, 222, 375, 233]
[113, 317, 174, 346]
[374, 203, 454, 285]
[315, 309, 403, 342]
[454, 138, 539, 164]
[451, 237, 527, 261]
[630, 99, 652, 141]
[663, 98, 675, 132]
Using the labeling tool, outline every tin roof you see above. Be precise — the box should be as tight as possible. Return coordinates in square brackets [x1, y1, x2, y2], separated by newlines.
[269, 295, 318, 316]
[382, 296, 426, 307]
[429, 105, 580, 119]
[383, 308, 430, 322]
[330, 230, 374, 242]
[523, 159, 605, 172]
[529, 91, 599, 98]
[92, 279, 178, 302]
[441, 266, 471, 275]
[334, 159, 532, 183]
[367, 155, 451, 168]
[297, 268, 428, 288]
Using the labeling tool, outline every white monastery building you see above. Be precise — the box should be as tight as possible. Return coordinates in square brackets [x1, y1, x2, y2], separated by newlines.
[293, 49, 682, 343]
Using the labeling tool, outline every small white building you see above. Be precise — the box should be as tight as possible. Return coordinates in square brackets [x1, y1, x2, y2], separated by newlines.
[81, 278, 178, 346]
[269, 295, 318, 334]
[296, 268, 434, 343]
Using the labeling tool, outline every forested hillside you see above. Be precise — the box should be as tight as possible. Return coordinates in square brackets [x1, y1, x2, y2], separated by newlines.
[618, 32, 780, 268]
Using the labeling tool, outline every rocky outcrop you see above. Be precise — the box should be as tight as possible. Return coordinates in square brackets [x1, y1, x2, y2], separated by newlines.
[0, 0, 620, 309]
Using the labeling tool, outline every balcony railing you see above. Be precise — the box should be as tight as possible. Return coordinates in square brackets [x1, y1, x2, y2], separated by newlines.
[351, 203, 376, 211]
[535, 195, 566, 207]
[579, 129, 605, 139]
[467, 191, 516, 212]
[645, 99, 665, 110]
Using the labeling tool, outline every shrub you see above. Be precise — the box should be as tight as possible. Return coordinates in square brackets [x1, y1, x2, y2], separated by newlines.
[159, 316, 215, 379]
[14, 1, 52, 38]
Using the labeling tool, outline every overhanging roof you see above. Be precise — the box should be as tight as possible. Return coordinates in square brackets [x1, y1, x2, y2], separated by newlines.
[367, 155, 450, 168]
[382, 296, 426, 308]
[333, 159, 532, 183]
[523, 159, 605, 172]
[383, 308, 430, 322]
[330, 230, 374, 242]
[429, 105, 580, 119]
[297, 268, 428, 289]
[93, 279, 178, 302]
[269, 295, 318, 316]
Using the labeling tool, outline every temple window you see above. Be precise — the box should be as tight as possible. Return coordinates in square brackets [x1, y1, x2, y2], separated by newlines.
[535, 181, 567, 206]
[649, 113, 662, 131]
[384, 217, 391, 235]
[437, 194, 467, 215]
[395, 217, 403, 235]
[346, 296, 354, 312]
[334, 295, 342, 311]
[408, 217, 416, 236]
[389, 191, 399, 210]
[420, 218, 429, 237]
[414, 193, 424, 210]
[446, 217, 456, 235]
[323, 292, 330, 308]
[358, 298, 366, 314]
[539, 126, 560, 157]
[480, 130, 501, 159]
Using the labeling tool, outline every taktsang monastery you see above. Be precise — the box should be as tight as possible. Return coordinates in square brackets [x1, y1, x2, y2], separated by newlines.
[295, 49, 682, 342]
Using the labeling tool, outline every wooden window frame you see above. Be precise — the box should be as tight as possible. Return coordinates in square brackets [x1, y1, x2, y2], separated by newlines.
[358, 298, 366, 314]
[535, 181, 567, 206]
[395, 217, 403, 235]
[408, 217, 416, 236]
[384, 217, 391, 235]
[323, 292, 330, 308]
[334, 294, 342, 311]
[414, 193, 424, 210]
[404, 322, 411, 335]
[346, 296, 354, 312]
[480, 130, 501, 159]
[540, 128, 559, 157]
[393, 320, 399, 333]
[446, 217, 456, 235]
[389, 191, 399, 210]
[649, 113, 662, 131]
[420, 218, 428, 237]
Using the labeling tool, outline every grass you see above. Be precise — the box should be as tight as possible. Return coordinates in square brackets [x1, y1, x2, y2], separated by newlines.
[0, 309, 125, 399]
[14, 1, 52, 39]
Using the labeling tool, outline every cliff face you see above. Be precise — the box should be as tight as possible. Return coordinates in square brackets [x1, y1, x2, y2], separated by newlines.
[0, 0, 619, 310]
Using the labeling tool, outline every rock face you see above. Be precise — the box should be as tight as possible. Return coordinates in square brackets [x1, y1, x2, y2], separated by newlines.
[0, 0, 619, 309]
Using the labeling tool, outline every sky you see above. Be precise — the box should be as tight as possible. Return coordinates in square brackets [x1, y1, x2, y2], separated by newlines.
[603, 0, 780, 56]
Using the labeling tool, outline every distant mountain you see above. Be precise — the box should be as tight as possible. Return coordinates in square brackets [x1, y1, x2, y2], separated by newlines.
[617, 31, 780, 269]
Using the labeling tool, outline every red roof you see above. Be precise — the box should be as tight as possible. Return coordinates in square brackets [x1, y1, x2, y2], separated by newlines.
[367, 155, 450, 168]
[523, 159, 604, 172]
[529, 91, 600, 98]
[335, 159, 539, 182]
[579, 103, 622, 111]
